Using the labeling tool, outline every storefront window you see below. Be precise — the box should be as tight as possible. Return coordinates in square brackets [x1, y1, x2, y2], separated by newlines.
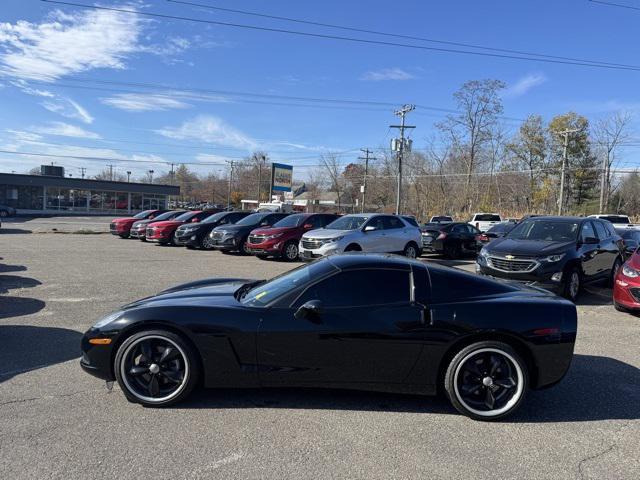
[116, 192, 128, 211]
[89, 191, 106, 211]
[130, 193, 142, 211]
[46, 187, 60, 210]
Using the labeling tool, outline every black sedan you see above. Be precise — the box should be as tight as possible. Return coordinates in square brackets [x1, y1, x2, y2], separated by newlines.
[422, 222, 482, 258]
[80, 254, 577, 420]
[174, 210, 252, 249]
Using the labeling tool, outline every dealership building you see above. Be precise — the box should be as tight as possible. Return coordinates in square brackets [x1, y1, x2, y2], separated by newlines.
[0, 168, 180, 215]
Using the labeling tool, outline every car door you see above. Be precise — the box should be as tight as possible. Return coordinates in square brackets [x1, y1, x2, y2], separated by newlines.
[593, 220, 619, 275]
[462, 224, 482, 252]
[257, 267, 425, 386]
[360, 216, 386, 252]
[579, 221, 600, 279]
[381, 216, 406, 252]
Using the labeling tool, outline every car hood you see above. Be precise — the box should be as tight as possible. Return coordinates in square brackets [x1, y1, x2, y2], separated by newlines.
[214, 224, 255, 234]
[112, 217, 136, 223]
[149, 220, 184, 228]
[251, 226, 296, 235]
[302, 228, 352, 239]
[487, 238, 574, 256]
[123, 278, 253, 308]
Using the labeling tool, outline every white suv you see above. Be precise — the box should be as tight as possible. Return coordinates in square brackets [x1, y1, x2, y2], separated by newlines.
[299, 213, 422, 260]
[469, 213, 502, 232]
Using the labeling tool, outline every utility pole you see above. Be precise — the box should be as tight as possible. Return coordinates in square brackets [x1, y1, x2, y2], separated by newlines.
[107, 164, 115, 181]
[226, 161, 234, 210]
[358, 148, 375, 213]
[148, 169, 154, 184]
[598, 153, 608, 214]
[79, 167, 86, 179]
[257, 155, 265, 205]
[557, 129, 580, 216]
[390, 104, 415, 215]
[126, 171, 131, 182]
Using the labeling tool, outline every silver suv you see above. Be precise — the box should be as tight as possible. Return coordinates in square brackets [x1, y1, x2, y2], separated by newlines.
[299, 213, 422, 260]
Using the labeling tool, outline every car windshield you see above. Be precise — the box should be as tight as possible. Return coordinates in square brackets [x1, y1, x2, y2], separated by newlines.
[402, 216, 419, 227]
[621, 230, 640, 241]
[174, 211, 198, 222]
[201, 212, 227, 223]
[600, 215, 631, 223]
[133, 210, 155, 219]
[240, 261, 337, 306]
[475, 214, 501, 221]
[152, 211, 182, 221]
[431, 216, 452, 222]
[326, 215, 368, 230]
[235, 213, 268, 226]
[506, 220, 579, 241]
[273, 214, 305, 228]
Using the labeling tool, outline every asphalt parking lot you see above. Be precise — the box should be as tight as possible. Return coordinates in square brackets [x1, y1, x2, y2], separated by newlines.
[1, 230, 639, 479]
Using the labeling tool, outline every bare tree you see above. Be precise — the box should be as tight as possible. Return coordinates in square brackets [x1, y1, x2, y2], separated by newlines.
[593, 111, 633, 212]
[321, 152, 344, 211]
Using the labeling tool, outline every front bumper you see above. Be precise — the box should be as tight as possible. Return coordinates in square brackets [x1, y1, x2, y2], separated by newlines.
[298, 242, 340, 259]
[476, 258, 566, 294]
[210, 236, 240, 251]
[614, 279, 640, 310]
[246, 239, 284, 256]
[80, 331, 117, 382]
[110, 223, 128, 236]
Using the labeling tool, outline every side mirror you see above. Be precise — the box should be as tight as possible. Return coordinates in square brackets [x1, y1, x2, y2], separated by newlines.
[192, 218, 200, 223]
[294, 300, 323, 321]
[303, 223, 313, 229]
[260, 221, 269, 226]
[363, 225, 376, 232]
[583, 236, 598, 245]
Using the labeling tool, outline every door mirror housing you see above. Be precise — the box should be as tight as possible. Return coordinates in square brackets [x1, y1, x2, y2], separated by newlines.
[294, 300, 323, 321]
[260, 221, 269, 226]
[363, 225, 377, 232]
[582, 236, 598, 245]
[303, 223, 313, 229]
[192, 218, 200, 223]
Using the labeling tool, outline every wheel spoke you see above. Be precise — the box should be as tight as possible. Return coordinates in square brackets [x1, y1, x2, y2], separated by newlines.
[489, 354, 501, 376]
[484, 388, 496, 409]
[140, 341, 155, 364]
[465, 359, 483, 377]
[159, 346, 179, 364]
[494, 377, 516, 389]
[148, 374, 160, 396]
[460, 383, 482, 396]
[129, 366, 148, 376]
[160, 369, 182, 384]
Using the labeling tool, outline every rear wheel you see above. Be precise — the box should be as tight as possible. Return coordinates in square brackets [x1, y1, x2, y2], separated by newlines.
[445, 341, 528, 421]
[403, 242, 419, 259]
[562, 266, 581, 302]
[282, 241, 299, 261]
[445, 242, 461, 259]
[114, 330, 199, 407]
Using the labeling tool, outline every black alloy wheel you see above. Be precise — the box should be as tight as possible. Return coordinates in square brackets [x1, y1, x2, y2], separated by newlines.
[283, 241, 299, 261]
[115, 330, 198, 407]
[445, 341, 527, 421]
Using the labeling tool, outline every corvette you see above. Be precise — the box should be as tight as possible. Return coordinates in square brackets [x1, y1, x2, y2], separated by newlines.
[80, 254, 577, 420]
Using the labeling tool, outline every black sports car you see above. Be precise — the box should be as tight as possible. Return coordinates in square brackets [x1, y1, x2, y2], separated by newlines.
[80, 254, 577, 420]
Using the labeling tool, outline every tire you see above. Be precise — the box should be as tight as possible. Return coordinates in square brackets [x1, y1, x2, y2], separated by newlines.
[445, 242, 461, 259]
[0, 210, 8, 218]
[344, 244, 361, 252]
[114, 329, 199, 407]
[256, 254, 269, 260]
[201, 235, 214, 250]
[561, 266, 581, 302]
[403, 242, 419, 259]
[444, 341, 528, 421]
[610, 257, 623, 288]
[239, 237, 251, 255]
[282, 241, 299, 261]
[614, 301, 628, 313]
[119, 233, 130, 239]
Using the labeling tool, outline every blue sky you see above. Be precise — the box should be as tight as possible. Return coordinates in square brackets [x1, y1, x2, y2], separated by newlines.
[1, 0, 640, 181]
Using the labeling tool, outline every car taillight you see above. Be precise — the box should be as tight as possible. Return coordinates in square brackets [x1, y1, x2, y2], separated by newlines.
[478, 234, 489, 242]
[437, 231, 447, 240]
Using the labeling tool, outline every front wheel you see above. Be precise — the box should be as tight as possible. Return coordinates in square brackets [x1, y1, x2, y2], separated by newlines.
[444, 341, 528, 421]
[114, 330, 199, 407]
[562, 266, 581, 302]
[282, 241, 299, 261]
[201, 235, 215, 250]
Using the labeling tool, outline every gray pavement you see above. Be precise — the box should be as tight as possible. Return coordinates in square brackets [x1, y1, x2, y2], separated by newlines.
[0, 232, 638, 479]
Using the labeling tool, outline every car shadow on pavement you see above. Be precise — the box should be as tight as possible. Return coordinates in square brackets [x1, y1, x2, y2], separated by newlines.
[0, 274, 41, 293]
[0, 296, 45, 319]
[0, 264, 27, 273]
[177, 354, 639, 422]
[511, 354, 640, 423]
[0, 228, 33, 234]
[576, 286, 615, 306]
[0, 325, 81, 383]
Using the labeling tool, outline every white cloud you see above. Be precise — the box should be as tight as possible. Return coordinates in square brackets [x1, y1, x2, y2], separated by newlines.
[42, 97, 94, 124]
[101, 93, 191, 112]
[156, 115, 257, 150]
[32, 121, 101, 139]
[0, 6, 143, 81]
[196, 153, 231, 164]
[6, 129, 43, 142]
[360, 68, 415, 81]
[504, 73, 547, 98]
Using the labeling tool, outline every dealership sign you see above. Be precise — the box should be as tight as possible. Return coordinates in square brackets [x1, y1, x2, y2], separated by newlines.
[271, 163, 293, 192]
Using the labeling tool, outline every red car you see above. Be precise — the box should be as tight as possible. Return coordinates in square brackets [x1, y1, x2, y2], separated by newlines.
[145, 210, 215, 245]
[613, 246, 640, 313]
[247, 213, 339, 261]
[110, 210, 165, 238]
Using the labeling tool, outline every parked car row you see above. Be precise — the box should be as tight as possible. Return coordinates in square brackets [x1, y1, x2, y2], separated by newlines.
[111, 210, 424, 261]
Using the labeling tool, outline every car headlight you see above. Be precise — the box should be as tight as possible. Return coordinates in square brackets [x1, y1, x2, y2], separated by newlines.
[479, 248, 489, 259]
[541, 253, 566, 263]
[622, 264, 640, 278]
[326, 236, 344, 243]
[266, 233, 283, 240]
[92, 311, 122, 329]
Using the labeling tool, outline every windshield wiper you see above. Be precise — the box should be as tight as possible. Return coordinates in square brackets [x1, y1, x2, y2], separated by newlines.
[234, 280, 266, 300]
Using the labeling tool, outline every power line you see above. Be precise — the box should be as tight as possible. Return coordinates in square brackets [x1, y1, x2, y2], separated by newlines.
[170, 0, 640, 70]
[588, 0, 640, 12]
[40, 1, 640, 72]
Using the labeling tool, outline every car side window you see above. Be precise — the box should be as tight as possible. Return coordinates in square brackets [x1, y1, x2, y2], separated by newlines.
[604, 221, 617, 237]
[307, 215, 324, 228]
[382, 216, 403, 230]
[453, 224, 466, 233]
[366, 217, 385, 231]
[296, 269, 411, 308]
[593, 221, 608, 240]
[581, 221, 596, 242]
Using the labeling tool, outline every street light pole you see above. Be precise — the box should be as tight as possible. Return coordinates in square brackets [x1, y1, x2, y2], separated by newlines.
[557, 129, 579, 216]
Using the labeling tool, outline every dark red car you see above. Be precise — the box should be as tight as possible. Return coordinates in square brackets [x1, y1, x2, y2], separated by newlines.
[613, 246, 640, 313]
[145, 210, 216, 245]
[110, 209, 165, 238]
[247, 213, 339, 261]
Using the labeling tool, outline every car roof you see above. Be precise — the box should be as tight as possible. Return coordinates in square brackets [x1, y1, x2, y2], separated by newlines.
[326, 253, 421, 271]
[520, 215, 585, 222]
